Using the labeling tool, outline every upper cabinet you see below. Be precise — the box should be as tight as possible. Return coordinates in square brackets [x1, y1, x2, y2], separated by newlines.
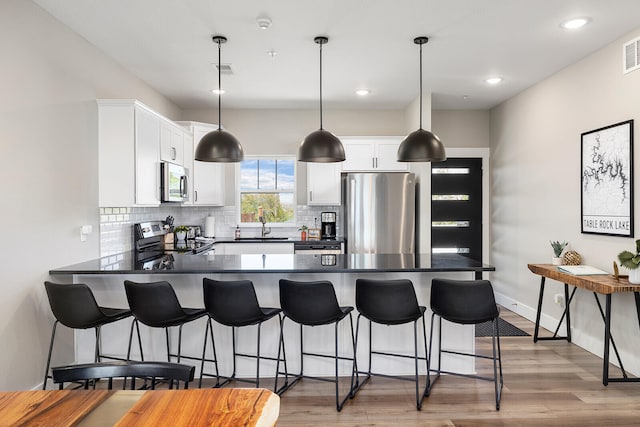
[98, 100, 161, 207]
[160, 121, 185, 165]
[341, 137, 408, 172]
[307, 162, 342, 205]
[177, 122, 226, 206]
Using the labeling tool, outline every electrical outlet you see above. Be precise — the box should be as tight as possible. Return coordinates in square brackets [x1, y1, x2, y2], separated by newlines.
[553, 293, 565, 308]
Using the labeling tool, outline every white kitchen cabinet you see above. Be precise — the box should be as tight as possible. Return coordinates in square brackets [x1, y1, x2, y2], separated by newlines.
[98, 100, 161, 206]
[215, 242, 294, 255]
[181, 131, 194, 206]
[341, 137, 408, 172]
[160, 121, 185, 165]
[177, 121, 225, 206]
[307, 162, 342, 205]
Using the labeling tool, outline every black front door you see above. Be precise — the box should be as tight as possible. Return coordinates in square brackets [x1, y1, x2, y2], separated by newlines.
[431, 158, 483, 261]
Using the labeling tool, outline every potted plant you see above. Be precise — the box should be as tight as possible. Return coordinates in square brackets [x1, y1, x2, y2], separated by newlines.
[299, 225, 308, 241]
[174, 225, 189, 241]
[618, 239, 640, 284]
[550, 241, 567, 265]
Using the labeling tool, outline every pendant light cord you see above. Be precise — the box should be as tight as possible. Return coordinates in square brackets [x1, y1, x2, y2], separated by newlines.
[217, 39, 222, 131]
[319, 40, 324, 130]
[419, 41, 423, 130]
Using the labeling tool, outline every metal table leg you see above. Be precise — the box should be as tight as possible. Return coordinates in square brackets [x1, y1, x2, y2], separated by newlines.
[533, 277, 572, 342]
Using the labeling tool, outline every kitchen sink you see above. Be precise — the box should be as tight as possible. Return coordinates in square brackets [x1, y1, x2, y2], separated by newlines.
[234, 237, 290, 241]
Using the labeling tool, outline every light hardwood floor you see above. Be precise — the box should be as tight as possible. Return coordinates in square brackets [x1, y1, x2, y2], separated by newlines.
[267, 308, 640, 426]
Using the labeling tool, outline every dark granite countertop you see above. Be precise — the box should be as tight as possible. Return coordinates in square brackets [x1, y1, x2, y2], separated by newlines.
[49, 252, 494, 275]
[214, 238, 345, 245]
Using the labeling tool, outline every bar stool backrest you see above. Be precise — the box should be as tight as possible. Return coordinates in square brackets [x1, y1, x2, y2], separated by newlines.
[203, 278, 265, 326]
[44, 281, 106, 329]
[279, 279, 344, 326]
[430, 278, 499, 324]
[124, 280, 185, 327]
[52, 361, 195, 389]
[355, 278, 423, 325]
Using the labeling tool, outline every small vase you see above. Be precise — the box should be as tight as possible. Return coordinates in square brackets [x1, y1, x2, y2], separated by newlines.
[629, 268, 640, 284]
[175, 231, 187, 241]
[552, 257, 563, 266]
[300, 231, 307, 241]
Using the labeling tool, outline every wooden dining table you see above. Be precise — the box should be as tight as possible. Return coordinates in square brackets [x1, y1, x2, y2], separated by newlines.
[0, 387, 279, 426]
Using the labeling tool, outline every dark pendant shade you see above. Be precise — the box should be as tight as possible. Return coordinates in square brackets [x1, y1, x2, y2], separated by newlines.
[195, 128, 244, 162]
[397, 128, 446, 162]
[398, 36, 446, 163]
[298, 129, 345, 163]
[298, 36, 344, 163]
[195, 34, 244, 163]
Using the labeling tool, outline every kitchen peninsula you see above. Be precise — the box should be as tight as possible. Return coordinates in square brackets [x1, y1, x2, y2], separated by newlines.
[50, 252, 494, 378]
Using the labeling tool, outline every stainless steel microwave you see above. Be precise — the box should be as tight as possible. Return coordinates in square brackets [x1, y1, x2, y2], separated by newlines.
[161, 162, 189, 202]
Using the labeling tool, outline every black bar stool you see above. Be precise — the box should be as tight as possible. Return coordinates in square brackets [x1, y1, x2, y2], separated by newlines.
[124, 280, 206, 364]
[351, 278, 430, 410]
[42, 281, 132, 389]
[199, 278, 285, 389]
[429, 278, 504, 410]
[275, 279, 357, 412]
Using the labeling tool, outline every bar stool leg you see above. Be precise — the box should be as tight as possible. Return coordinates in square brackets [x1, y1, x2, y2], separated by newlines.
[414, 320, 420, 409]
[165, 328, 171, 362]
[127, 319, 144, 361]
[274, 315, 289, 394]
[42, 320, 59, 390]
[94, 326, 102, 362]
[256, 323, 262, 388]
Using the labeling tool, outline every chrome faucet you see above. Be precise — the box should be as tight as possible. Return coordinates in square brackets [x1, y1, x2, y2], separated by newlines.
[259, 214, 271, 237]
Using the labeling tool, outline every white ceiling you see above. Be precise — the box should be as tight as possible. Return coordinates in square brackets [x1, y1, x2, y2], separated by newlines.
[33, 0, 640, 110]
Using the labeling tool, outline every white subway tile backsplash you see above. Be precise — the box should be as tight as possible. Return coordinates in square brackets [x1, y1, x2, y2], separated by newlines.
[99, 205, 342, 256]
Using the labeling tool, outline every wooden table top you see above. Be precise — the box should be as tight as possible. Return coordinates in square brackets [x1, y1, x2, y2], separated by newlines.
[0, 388, 279, 427]
[528, 263, 640, 294]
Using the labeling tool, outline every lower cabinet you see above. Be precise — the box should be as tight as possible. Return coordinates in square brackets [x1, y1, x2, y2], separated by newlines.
[215, 243, 294, 255]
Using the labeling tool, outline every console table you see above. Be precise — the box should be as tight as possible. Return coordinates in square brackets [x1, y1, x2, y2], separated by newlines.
[528, 264, 640, 385]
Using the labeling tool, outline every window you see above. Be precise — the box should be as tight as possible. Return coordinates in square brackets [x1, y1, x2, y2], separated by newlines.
[238, 157, 296, 225]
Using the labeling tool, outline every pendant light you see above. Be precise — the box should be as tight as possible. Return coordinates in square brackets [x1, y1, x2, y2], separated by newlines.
[298, 36, 345, 163]
[195, 35, 244, 163]
[397, 37, 446, 162]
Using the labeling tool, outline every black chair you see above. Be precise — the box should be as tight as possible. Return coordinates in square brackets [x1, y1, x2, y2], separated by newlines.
[52, 361, 194, 390]
[351, 278, 430, 410]
[199, 278, 285, 389]
[429, 278, 504, 410]
[275, 279, 357, 412]
[124, 280, 206, 364]
[43, 281, 132, 390]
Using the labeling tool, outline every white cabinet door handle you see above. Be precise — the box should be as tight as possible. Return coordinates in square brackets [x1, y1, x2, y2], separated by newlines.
[194, 190, 198, 202]
[309, 191, 313, 202]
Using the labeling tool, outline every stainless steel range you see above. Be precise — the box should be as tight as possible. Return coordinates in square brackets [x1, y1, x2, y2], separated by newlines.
[134, 221, 214, 255]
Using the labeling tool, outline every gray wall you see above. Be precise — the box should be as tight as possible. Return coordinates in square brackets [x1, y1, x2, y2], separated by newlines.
[0, 0, 181, 390]
[491, 27, 640, 374]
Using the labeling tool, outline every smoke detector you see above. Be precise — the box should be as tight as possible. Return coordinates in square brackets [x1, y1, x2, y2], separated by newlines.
[256, 17, 272, 30]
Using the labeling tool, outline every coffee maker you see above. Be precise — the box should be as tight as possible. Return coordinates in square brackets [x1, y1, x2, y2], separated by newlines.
[321, 211, 337, 240]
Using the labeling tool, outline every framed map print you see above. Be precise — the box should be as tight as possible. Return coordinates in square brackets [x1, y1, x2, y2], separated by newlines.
[581, 120, 634, 237]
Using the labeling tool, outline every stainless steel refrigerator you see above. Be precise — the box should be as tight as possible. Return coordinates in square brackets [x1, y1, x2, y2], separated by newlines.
[342, 172, 416, 254]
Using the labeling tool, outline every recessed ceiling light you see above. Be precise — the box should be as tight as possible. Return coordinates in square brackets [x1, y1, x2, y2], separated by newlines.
[267, 50, 277, 58]
[463, 95, 470, 100]
[560, 17, 591, 30]
[485, 77, 503, 85]
[355, 89, 371, 96]
[210, 89, 225, 95]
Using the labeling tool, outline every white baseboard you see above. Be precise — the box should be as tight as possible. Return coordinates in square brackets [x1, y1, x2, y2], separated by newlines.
[494, 291, 640, 377]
